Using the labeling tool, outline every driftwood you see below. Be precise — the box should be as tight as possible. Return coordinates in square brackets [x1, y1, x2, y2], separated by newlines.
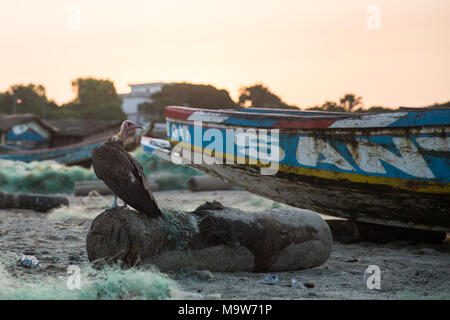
[86, 201, 332, 272]
[74, 180, 159, 196]
[0, 191, 69, 212]
[187, 176, 234, 192]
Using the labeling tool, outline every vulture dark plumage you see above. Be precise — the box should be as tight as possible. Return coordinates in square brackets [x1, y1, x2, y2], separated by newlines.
[92, 120, 161, 219]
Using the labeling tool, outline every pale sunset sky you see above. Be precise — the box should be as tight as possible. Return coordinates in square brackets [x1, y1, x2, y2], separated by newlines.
[0, 0, 449, 109]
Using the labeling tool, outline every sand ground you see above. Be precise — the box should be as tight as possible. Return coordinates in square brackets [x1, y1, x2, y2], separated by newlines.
[0, 190, 449, 299]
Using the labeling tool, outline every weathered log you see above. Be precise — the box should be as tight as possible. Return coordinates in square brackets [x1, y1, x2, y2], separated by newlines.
[0, 191, 69, 212]
[86, 201, 332, 272]
[187, 175, 233, 192]
[74, 179, 159, 196]
[326, 219, 446, 244]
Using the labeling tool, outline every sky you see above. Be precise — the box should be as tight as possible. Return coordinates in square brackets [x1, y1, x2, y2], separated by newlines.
[0, 0, 449, 109]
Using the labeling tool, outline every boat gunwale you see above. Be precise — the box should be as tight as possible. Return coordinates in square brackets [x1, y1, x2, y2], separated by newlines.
[164, 105, 450, 129]
[0, 136, 107, 156]
[165, 105, 360, 120]
[166, 117, 447, 137]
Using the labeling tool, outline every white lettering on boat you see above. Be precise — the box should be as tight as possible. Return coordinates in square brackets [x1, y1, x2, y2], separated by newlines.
[170, 125, 191, 143]
[415, 136, 449, 152]
[296, 135, 435, 179]
[296, 136, 355, 171]
[169, 123, 283, 175]
[329, 112, 407, 128]
[347, 137, 434, 178]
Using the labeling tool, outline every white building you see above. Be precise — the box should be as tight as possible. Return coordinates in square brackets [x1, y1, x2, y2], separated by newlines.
[119, 82, 168, 123]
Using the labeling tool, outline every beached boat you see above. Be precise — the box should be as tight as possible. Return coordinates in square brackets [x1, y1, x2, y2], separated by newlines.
[0, 114, 122, 166]
[142, 106, 450, 231]
[0, 137, 105, 165]
[0, 114, 146, 165]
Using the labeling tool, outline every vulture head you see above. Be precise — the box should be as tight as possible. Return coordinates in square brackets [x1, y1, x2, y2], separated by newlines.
[118, 120, 143, 141]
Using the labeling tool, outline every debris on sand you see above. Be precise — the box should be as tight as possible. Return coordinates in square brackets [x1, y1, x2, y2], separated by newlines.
[261, 274, 279, 285]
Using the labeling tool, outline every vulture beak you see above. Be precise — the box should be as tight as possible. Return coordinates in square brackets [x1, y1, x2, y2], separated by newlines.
[129, 121, 144, 131]
[125, 121, 144, 138]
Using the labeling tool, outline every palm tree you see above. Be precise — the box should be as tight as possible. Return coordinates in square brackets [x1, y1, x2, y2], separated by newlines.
[339, 94, 363, 112]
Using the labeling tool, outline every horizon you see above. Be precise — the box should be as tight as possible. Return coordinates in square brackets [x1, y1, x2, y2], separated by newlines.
[0, 0, 449, 109]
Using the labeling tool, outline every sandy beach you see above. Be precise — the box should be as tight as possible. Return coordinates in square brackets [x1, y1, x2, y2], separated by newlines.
[0, 189, 449, 300]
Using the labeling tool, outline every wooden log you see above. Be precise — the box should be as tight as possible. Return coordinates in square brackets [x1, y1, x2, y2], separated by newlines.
[74, 179, 160, 196]
[0, 191, 69, 212]
[74, 181, 112, 196]
[326, 219, 446, 244]
[187, 175, 233, 192]
[86, 201, 332, 272]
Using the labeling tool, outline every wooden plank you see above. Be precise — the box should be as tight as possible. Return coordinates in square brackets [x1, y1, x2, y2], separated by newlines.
[0, 191, 69, 212]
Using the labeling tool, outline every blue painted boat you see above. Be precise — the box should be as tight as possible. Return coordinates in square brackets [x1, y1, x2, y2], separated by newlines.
[0, 137, 105, 165]
[142, 106, 450, 231]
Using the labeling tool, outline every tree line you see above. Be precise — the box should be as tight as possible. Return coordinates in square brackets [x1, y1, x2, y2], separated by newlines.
[0, 78, 125, 120]
[0, 78, 447, 121]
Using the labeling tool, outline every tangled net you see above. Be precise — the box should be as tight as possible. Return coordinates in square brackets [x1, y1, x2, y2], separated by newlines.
[159, 208, 204, 250]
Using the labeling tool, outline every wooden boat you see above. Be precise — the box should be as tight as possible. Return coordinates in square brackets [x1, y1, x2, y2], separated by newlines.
[0, 114, 124, 166]
[0, 137, 105, 165]
[0, 119, 144, 166]
[142, 106, 450, 231]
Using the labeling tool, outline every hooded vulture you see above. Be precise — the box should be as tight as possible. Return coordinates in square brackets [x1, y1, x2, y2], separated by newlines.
[92, 120, 161, 219]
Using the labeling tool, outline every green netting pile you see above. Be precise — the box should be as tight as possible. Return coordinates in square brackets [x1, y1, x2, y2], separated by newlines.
[132, 148, 204, 190]
[0, 252, 176, 300]
[0, 159, 96, 194]
[0, 147, 203, 194]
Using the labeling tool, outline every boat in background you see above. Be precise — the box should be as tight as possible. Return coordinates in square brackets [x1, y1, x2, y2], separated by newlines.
[0, 114, 146, 166]
[142, 106, 450, 231]
[0, 137, 105, 165]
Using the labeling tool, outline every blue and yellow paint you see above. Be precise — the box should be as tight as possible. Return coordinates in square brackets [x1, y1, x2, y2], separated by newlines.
[166, 121, 450, 194]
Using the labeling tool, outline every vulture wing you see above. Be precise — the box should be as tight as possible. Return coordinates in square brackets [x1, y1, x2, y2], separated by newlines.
[92, 139, 161, 218]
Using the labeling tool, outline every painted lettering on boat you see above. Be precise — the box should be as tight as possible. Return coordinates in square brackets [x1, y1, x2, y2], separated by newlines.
[415, 136, 449, 152]
[170, 125, 191, 143]
[167, 122, 448, 182]
[296, 136, 354, 171]
[348, 137, 434, 179]
[296, 136, 434, 179]
[170, 123, 285, 164]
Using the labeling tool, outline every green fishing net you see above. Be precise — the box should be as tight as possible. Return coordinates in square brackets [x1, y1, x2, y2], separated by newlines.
[159, 208, 203, 250]
[0, 252, 176, 300]
[0, 147, 202, 194]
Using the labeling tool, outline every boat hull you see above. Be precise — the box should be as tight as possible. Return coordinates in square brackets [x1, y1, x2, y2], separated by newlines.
[146, 106, 450, 230]
[187, 161, 449, 231]
[0, 138, 104, 165]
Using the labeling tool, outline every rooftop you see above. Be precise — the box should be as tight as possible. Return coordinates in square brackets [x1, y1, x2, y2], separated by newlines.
[44, 119, 122, 137]
[128, 82, 168, 87]
[0, 114, 58, 134]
